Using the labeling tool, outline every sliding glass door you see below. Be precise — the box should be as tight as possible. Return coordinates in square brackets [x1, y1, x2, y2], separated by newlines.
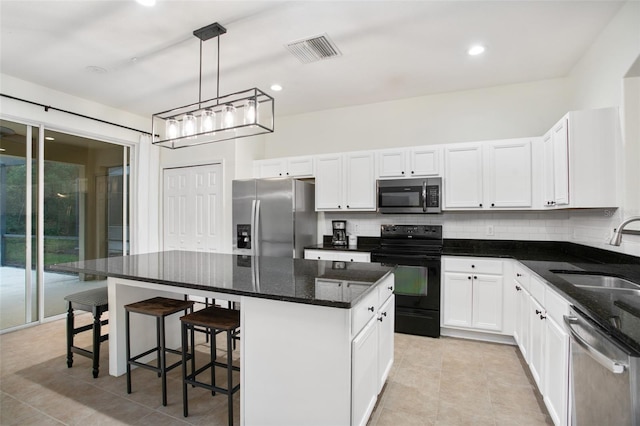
[0, 120, 37, 329]
[0, 120, 130, 330]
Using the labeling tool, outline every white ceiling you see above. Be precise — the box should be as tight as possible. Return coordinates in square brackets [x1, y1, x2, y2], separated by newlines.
[0, 0, 625, 120]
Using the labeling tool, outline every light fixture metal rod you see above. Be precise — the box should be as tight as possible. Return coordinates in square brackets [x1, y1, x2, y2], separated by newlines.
[216, 34, 220, 105]
[198, 39, 203, 108]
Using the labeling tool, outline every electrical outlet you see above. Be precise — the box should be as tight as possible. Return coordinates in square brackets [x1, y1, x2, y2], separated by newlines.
[486, 225, 494, 236]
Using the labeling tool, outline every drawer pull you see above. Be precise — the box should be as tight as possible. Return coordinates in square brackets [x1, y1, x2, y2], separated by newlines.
[515, 285, 521, 291]
[535, 309, 542, 315]
[368, 306, 375, 312]
[388, 286, 393, 291]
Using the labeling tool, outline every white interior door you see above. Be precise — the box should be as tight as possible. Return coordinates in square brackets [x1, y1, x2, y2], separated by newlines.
[163, 164, 222, 252]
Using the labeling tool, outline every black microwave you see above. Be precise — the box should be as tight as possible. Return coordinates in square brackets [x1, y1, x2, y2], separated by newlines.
[377, 177, 442, 214]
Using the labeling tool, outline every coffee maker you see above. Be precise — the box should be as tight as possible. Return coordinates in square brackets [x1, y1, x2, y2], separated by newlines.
[331, 220, 347, 246]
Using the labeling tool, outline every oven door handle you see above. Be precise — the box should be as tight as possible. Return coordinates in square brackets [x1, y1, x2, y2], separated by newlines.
[373, 253, 436, 261]
[564, 315, 627, 374]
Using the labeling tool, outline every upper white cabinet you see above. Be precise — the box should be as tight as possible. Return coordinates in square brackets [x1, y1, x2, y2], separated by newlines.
[377, 145, 441, 178]
[254, 156, 314, 178]
[444, 139, 533, 210]
[315, 152, 376, 211]
[540, 107, 619, 209]
[444, 143, 484, 209]
[485, 139, 532, 208]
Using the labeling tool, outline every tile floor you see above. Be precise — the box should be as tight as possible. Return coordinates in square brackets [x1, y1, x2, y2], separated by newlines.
[0, 313, 552, 425]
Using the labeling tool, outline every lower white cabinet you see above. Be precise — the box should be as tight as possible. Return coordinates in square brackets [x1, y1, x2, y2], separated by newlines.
[350, 276, 395, 426]
[512, 263, 570, 426]
[528, 295, 545, 388]
[351, 317, 378, 426]
[442, 257, 504, 333]
[377, 294, 395, 392]
[544, 313, 570, 426]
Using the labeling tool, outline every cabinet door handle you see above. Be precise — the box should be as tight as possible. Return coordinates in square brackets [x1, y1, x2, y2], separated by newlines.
[338, 205, 341, 209]
[540, 314, 547, 320]
[471, 265, 475, 268]
[286, 172, 289, 175]
[411, 171, 414, 174]
[515, 285, 521, 291]
[346, 205, 350, 209]
[473, 276, 477, 279]
[388, 286, 393, 291]
[479, 203, 483, 207]
[378, 317, 383, 322]
[468, 276, 472, 280]
[491, 203, 495, 207]
[516, 273, 522, 277]
[535, 309, 542, 315]
[368, 306, 375, 312]
[401, 171, 405, 175]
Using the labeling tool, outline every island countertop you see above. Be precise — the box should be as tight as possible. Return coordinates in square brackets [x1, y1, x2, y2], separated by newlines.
[50, 250, 394, 309]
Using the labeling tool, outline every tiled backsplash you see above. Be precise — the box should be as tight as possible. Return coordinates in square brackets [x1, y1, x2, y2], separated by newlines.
[322, 209, 640, 257]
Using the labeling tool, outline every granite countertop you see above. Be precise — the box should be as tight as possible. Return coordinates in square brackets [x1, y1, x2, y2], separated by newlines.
[50, 251, 394, 309]
[443, 239, 640, 356]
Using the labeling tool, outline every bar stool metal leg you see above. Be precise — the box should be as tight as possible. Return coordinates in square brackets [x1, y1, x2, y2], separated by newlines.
[66, 304, 74, 368]
[91, 307, 101, 378]
[227, 329, 234, 426]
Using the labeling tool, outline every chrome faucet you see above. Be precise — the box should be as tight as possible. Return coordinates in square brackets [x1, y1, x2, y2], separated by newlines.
[609, 216, 640, 246]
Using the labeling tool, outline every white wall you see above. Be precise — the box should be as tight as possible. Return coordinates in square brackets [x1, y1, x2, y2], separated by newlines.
[265, 77, 571, 158]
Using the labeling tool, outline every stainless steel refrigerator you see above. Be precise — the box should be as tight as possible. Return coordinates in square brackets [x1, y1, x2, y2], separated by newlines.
[232, 178, 317, 258]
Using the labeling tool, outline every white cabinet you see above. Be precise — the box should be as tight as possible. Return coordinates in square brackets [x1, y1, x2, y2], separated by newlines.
[304, 249, 371, 263]
[315, 152, 376, 211]
[544, 312, 570, 426]
[315, 154, 344, 210]
[350, 273, 395, 426]
[444, 143, 484, 209]
[377, 145, 441, 178]
[351, 318, 378, 426]
[442, 257, 504, 333]
[540, 107, 619, 209]
[377, 294, 394, 393]
[528, 295, 545, 388]
[444, 139, 534, 210]
[485, 139, 532, 208]
[254, 156, 314, 178]
[345, 152, 376, 210]
[512, 265, 571, 426]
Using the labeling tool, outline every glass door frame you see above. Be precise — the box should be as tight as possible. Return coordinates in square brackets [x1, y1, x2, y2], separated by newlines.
[1, 115, 136, 330]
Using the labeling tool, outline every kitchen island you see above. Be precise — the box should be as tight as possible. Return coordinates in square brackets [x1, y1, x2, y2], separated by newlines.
[52, 251, 395, 426]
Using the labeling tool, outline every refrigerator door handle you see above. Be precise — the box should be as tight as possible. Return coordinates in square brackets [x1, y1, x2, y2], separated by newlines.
[255, 200, 261, 257]
[250, 199, 257, 256]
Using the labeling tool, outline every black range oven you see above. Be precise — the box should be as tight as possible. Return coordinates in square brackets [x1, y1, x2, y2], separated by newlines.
[371, 224, 442, 338]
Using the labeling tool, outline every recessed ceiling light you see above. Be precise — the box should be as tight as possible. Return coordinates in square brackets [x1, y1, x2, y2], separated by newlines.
[270, 84, 283, 92]
[468, 45, 485, 56]
[136, 0, 156, 6]
[45, 136, 55, 141]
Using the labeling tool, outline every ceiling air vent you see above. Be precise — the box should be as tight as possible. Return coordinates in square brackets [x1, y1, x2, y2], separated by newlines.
[285, 34, 342, 64]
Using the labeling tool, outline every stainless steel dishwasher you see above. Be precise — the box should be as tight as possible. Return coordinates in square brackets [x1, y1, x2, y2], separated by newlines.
[564, 306, 640, 426]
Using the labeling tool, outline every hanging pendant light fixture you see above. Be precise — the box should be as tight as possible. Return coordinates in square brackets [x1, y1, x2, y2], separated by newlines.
[152, 22, 275, 149]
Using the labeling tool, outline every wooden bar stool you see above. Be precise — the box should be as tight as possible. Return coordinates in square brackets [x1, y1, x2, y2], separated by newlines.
[64, 287, 109, 378]
[180, 306, 240, 425]
[125, 296, 195, 406]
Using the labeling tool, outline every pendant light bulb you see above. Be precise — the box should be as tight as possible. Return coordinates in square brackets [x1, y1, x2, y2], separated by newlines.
[166, 119, 179, 140]
[244, 99, 257, 125]
[182, 114, 197, 138]
[223, 105, 236, 129]
[201, 109, 216, 134]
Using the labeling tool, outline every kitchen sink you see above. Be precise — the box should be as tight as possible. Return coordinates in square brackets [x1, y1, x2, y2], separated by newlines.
[551, 271, 640, 296]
